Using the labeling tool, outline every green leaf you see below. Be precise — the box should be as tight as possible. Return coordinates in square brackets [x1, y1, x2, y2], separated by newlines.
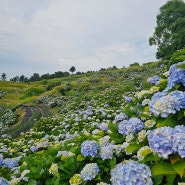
[152, 162, 177, 176]
[125, 143, 141, 154]
[153, 175, 163, 185]
[172, 160, 185, 177]
[109, 157, 116, 168]
[108, 122, 118, 133]
[28, 180, 37, 185]
[177, 63, 185, 69]
[166, 174, 176, 185]
[156, 116, 176, 128]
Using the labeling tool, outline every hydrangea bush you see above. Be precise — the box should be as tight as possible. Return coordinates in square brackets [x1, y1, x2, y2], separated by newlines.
[0, 61, 185, 184]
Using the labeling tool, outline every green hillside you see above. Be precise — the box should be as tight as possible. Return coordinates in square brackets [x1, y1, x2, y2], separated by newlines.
[1, 60, 185, 184]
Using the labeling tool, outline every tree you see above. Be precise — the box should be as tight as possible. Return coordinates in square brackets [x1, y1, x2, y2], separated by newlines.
[149, 0, 185, 60]
[1, 73, 7, 81]
[69, 66, 76, 74]
[29, 73, 40, 82]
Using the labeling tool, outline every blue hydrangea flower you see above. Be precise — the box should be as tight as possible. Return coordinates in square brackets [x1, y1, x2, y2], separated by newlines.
[99, 144, 114, 160]
[148, 127, 174, 158]
[0, 177, 9, 185]
[30, 146, 38, 152]
[147, 75, 161, 85]
[114, 113, 128, 122]
[150, 90, 185, 118]
[3, 158, 18, 169]
[0, 154, 3, 167]
[173, 125, 185, 158]
[110, 161, 152, 185]
[81, 140, 98, 157]
[118, 117, 144, 135]
[124, 96, 133, 103]
[80, 163, 100, 181]
[167, 61, 185, 89]
[98, 122, 108, 131]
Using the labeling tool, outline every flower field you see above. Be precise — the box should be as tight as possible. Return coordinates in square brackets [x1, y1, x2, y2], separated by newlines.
[0, 61, 185, 184]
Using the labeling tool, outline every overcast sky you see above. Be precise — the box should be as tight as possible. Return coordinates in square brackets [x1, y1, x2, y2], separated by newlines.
[0, 0, 169, 79]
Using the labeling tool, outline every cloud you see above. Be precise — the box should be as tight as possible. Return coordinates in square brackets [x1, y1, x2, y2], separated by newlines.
[0, 0, 168, 78]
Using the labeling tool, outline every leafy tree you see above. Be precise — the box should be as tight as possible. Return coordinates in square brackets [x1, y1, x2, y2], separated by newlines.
[10, 76, 19, 82]
[1, 73, 7, 81]
[69, 66, 76, 74]
[29, 73, 40, 82]
[149, 0, 185, 59]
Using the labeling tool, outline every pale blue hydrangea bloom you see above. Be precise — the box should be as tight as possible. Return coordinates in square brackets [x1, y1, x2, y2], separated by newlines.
[173, 125, 185, 158]
[149, 90, 185, 118]
[98, 122, 108, 131]
[80, 163, 100, 181]
[147, 75, 161, 85]
[30, 146, 38, 152]
[96, 182, 110, 185]
[148, 126, 174, 158]
[124, 96, 133, 103]
[118, 117, 144, 135]
[99, 144, 114, 160]
[81, 140, 98, 157]
[0, 177, 9, 185]
[114, 113, 128, 122]
[0, 154, 3, 167]
[3, 158, 18, 169]
[110, 161, 152, 185]
[167, 61, 185, 89]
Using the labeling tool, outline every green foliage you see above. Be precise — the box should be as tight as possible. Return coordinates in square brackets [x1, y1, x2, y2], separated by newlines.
[46, 81, 61, 91]
[149, 0, 185, 59]
[20, 87, 45, 99]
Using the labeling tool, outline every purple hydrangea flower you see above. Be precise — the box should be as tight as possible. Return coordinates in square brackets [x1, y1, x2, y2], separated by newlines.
[110, 161, 152, 185]
[118, 117, 144, 135]
[147, 75, 161, 85]
[167, 61, 185, 89]
[81, 140, 98, 157]
[148, 126, 174, 158]
[80, 163, 100, 181]
[124, 96, 133, 103]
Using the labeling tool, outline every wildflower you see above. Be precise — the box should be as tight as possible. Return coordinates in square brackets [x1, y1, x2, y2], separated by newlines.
[110, 161, 152, 185]
[80, 163, 100, 181]
[81, 140, 98, 157]
[69, 174, 82, 185]
[49, 163, 58, 175]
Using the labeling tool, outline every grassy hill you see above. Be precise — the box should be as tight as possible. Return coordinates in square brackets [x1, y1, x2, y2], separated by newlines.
[1, 60, 185, 184]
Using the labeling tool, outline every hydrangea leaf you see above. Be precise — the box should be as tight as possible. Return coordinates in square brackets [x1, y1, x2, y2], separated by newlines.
[172, 160, 185, 177]
[125, 143, 141, 154]
[76, 154, 85, 162]
[152, 162, 176, 176]
[156, 116, 176, 128]
[177, 63, 185, 69]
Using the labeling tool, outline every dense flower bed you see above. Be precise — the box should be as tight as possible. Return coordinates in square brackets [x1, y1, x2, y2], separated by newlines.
[0, 61, 185, 184]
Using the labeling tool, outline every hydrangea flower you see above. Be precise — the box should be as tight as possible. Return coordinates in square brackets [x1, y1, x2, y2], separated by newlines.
[0, 177, 9, 185]
[172, 125, 185, 158]
[114, 113, 128, 122]
[96, 182, 110, 185]
[124, 96, 133, 103]
[3, 158, 18, 169]
[80, 163, 100, 181]
[49, 163, 58, 175]
[167, 61, 185, 89]
[98, 122, 108, 131]
[99, 144, 114, 160]
[30, 146, 38, 152]
[118, 117, 144, 135]
[0, 154, 3, 167]
[69, 174, 82, 185]
[148, 126, 174, 158]
[81, 140, 98, 157]
[149, 90, 185, 118]
[110, 161, 152, 185]
[147, 75, 161, 85]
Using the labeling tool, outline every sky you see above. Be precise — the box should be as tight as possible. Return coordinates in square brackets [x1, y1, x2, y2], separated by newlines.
[0, 0, 169, 79]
